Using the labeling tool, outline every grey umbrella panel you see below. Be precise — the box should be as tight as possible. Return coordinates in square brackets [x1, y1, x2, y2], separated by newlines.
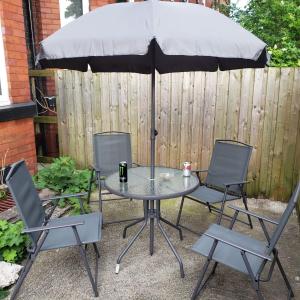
[37, 0, 268, 73]
[36, 0, 268, 179]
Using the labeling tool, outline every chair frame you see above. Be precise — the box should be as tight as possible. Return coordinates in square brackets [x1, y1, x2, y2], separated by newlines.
[87, 131, 141, 225]
[6, 161, 101, 300]
[191, 185, 300, 300]
[176, 140, 253, 235]
[9, 192, 100, 300]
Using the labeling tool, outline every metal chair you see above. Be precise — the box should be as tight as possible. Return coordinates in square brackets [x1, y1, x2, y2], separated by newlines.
[191, 182, 300, 300]
[87, 131, 141, 225]
[176, 140, 253, 234]
[6, 160, 102, 300]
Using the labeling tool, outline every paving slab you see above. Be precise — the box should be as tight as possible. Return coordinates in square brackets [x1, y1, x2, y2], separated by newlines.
[6, 194, 300, 300]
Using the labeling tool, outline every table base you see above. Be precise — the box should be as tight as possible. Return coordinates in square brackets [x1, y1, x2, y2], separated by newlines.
[115, 200, 185, 278]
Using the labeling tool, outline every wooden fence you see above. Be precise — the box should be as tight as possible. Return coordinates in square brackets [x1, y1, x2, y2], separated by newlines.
[55, 67, 300, 202]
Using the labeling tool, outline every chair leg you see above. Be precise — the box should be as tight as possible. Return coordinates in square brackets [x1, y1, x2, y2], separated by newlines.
[275, 253, 295, 298]
[191, 258, 212, 300]
[87, 169, 95, 205]
[10, 254, 35, 300]
[242, 194, 253, 229]
[93, 243, 100, 258]
[77, 244, 98, 297]
[176, 196, 185, 227]
[241, 251, 264, 300]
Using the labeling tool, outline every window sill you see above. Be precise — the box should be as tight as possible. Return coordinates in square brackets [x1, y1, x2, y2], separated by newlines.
[0, 101, 37, 122]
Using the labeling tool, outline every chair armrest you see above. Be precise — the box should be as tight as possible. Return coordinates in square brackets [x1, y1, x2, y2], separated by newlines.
[223, 180, 250, 187]
[132, 162, 141, 167]
[228, 205, 279, 225]
[203, 231, 272, 261]
[41, 192, 88, 202]
[192, 169, 208, 173]
[23, 221, 85, 234]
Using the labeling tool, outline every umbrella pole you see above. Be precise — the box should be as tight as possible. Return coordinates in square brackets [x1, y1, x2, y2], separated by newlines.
[150, 67, 155, 180]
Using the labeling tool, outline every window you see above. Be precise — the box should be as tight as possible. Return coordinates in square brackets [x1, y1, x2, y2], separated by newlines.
[0, 21, 10, 106]
[59, 0, 89, 27]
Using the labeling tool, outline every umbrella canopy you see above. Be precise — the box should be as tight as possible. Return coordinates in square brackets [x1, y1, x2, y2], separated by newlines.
[37, 0, 268, 179]
[37, 0, 268, 74]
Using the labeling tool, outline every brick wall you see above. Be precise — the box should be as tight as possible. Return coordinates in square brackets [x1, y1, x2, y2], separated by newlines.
[0, 119, 37, 174]
[90, 0, 114, 10]
[0, 0, 30, 103]
[0, 0, 37, 173]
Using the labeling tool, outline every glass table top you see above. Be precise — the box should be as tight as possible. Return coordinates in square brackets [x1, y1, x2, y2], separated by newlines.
[105, 166, 199, 200]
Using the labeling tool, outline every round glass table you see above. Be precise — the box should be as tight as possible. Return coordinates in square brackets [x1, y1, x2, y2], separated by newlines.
[105, 166, 199, 278]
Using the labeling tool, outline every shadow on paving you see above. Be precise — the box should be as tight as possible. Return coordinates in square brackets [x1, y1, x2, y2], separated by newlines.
[8, 193, 300, 300]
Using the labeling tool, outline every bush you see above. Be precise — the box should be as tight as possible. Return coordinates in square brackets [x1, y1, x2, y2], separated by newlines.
[0, 220, 28, 263]
[34, 157, 93, 214]
[229, 0, 300, 67]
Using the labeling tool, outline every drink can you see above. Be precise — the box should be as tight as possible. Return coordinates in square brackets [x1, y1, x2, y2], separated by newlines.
[119, 161, 128, 183]
[183, 162, 191, 177]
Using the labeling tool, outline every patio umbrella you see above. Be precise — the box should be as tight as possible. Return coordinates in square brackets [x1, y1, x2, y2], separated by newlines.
[36, 0, 268, 179]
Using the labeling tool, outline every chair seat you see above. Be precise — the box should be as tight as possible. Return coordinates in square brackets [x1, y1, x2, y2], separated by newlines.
[192, 224, 270, 276]
[187, 185, 239, 204]
[41, 212, 102, 251]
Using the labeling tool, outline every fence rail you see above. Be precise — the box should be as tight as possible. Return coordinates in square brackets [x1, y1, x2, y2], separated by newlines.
[55, 67, 300, 202]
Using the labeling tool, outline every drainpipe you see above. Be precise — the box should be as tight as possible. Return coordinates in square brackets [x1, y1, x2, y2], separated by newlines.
[26, 0, 36, 62]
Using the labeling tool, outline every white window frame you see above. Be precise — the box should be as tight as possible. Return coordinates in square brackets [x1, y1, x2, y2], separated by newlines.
[59, 0, 89, 27]
[0, 21, 10, 106]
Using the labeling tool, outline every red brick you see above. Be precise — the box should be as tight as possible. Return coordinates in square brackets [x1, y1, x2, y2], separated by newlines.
[0, 119, 37, 174]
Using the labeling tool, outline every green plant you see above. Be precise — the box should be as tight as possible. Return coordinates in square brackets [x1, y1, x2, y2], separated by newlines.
[0, 288, 9, 300]
[0, 149, 9, 201]
[229, 0, 300, 67]
[33, 157, 93, 214]
[0, 220, 28, 263]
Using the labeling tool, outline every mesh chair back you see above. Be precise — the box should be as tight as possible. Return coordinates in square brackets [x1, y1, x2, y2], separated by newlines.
[267, 182, 300, 255]
[6, 160, 45, 246]
[93, 132, 132, 177]
[205, 140, 252, 194]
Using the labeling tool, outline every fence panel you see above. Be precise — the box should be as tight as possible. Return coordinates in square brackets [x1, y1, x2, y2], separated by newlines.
[56, 67, 300, 202]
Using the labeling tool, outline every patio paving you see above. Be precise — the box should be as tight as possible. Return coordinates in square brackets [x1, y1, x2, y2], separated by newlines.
[7, 193, 300, 300]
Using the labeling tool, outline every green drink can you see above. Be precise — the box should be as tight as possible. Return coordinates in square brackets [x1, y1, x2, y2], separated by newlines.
[119, 161, 128, 183]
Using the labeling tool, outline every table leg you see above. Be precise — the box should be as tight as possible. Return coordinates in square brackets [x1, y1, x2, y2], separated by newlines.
[150, 200, 155, 256]
[116, 200, 149, 274]
[156, 199, 183, 240]
[157, 221, 185, 278]
[123, 218, 146, 238]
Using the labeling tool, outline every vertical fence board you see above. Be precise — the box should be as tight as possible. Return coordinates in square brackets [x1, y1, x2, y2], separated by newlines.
[158, 73, 171, 166]
[248, 68, 268, 196]
[82, 71, 93, 166]
[259, 68, 280, 196]
[118, 73, 129, 133]
[191, 72, 205, 170]
[214, 71, 229, 140]
[238, 69, 255, 144]
[201, 72, 217, 170]
[55, 71, 67, 156]
[180, 72, 194, 166]
[128, 73, 139, 164]
[56, 68, 300, 202]
[280, 68, 297, 200]
[226, 70, 241, 140]
[169, 73, 183, 168]
[270, 68, 293, 200]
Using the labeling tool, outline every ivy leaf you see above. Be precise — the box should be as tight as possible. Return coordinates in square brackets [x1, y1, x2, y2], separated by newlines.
[2, 249, 17, 262]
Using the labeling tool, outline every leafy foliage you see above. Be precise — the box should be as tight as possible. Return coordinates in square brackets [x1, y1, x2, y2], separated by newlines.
[0, 220, 28, 263]
[0, 288, 9, 300]
[34, 157, 93, 214]
[65, 0, 83, 19]
[229, 0, 300, 67]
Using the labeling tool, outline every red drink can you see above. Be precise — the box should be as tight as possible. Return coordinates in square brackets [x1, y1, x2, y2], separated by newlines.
[183, 162, 191, 177]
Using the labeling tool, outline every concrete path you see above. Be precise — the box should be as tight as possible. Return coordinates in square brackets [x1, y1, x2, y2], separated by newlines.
[8, 195, 300, 300]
